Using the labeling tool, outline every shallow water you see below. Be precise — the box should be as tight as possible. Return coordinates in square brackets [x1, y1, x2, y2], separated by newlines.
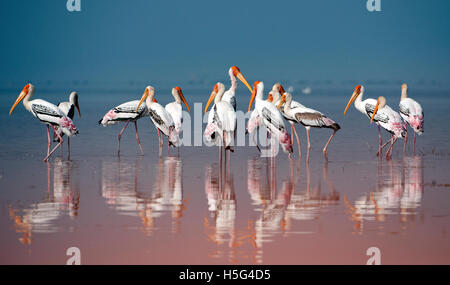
[0, 87, 449, 264]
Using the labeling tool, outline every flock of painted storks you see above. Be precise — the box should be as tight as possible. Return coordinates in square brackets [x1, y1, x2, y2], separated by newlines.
[8, 66, 424, 162]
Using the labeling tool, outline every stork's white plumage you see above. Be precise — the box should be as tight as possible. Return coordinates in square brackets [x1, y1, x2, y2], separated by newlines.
[344, 85, 405, 157]
[399, 83, 424, 153]
[270, 83, 308, 156]
[248, 81, 293, 155]
[278, 92, 340, 160]
[9, 84, 78, 162]
[54, 91, 81, 155]
[204, 82, 236, 151]
[99, 94, 152, 155]
[165, 87, 190, 145]
[137, 86, 178, 148]
[369, 96, 406, 159]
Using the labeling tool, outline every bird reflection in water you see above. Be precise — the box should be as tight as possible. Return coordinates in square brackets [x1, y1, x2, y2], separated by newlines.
[246, 158, 339, 263]
[101, 156, 185, 236]
[204, 163, 242, 263]
[8, 158, 80, 245]
[344, 156, 424, 234]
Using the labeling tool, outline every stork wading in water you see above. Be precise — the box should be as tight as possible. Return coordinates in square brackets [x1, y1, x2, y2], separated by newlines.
[136, 86, 178, 150]
[344, 85, 402, 156]
[271, 83, 310, 157]
[165, 86, 190, 150]
[99, 93, 156, 156]
[54, 92, 81, 157]
[248, 81, 293, 157]
[205, 66, 252, 144]
[204, 82, 237, 154]
[370, 96, 406, 159]
[398, 83, 424, 153]
[246, 92, 275, 153]
[9, 84, 79, 162]
[277, 92, 340, 161]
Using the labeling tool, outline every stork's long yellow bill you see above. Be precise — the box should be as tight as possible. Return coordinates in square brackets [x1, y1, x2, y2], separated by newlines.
[248, 81, 259, 112]
[9, 84, 30, 116]
[344, 91, 358, 115]
[204, 84, 218, 114]
[370, 98, 381, 124]
[178, 88, 190, 113]
[236, 71, 252, 94]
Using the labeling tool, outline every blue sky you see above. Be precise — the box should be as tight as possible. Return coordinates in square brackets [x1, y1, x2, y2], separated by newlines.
[1, 0, 449, 88]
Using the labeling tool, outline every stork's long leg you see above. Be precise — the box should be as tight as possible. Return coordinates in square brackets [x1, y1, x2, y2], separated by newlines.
[323, 129, 337, 160]
[67, 137, 71, 159]
[117, 120, 130, 156]
[378, 125, 383, 155]
[377, 137, 394, 156]
[386, 136, 398, 160]
[403, 127, 408, 153]
[44, 126, 64, 162]
[305, 127, 311, 162]
[134, 121, 144, 155]
[292, 125, 301, 158]
[156, 127, 162, 147]
[46, 125, 51, 156]
[290, 124, 294, 146]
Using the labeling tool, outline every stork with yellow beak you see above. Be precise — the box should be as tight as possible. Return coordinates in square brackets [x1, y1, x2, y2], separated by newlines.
[369, 96, 406, 159]
[204, 82, 236, 152]
[248, 81, 293, 156]
[136, 86, 178, 148]
[165, 86, 190, 144]
[277, 92, 340, 161]
[9, 83, 79, 162]
[222, 66, 253, 111]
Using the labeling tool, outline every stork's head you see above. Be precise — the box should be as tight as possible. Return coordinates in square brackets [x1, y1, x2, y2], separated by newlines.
[248, 81, 263, 112]
[204, 82, 225, 113]
[69, 92, 81, 117]
[370, 96, 386, 124]
[229, 66, 253, 93]
[9, 83, 34, 115]
[344, 85, 363, 115]
[277, 92, 292, 110]
[172, 86, 190, 112]
[136, 86, 155, 111]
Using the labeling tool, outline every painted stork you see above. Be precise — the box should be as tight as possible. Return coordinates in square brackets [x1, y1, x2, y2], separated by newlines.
[55, 91, 81, 156]
[277, 92, 340, 161]
[248, 81, 293, 156]
[344, 85, 405, 158]
[399, 83, 424, 153]
[136, 86, 178, 148]
[165, 86, 190, 148]
[370, 96, 406, 159]
[204, 82, 236, 152]
[9, 83, 78, 162]
[270, 83, 306, 156]
[99, 93, 155, 155]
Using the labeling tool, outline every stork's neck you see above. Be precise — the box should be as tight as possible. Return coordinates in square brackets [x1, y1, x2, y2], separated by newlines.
[215, 90, 224, 103]
[283, 95, 294, 113]
[173, 91, 181, 104]
[23, 88, 33, 113]
[256, 86, 264, 101]
[229, 72, 237, 92]
[401, 87, 408, 100]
